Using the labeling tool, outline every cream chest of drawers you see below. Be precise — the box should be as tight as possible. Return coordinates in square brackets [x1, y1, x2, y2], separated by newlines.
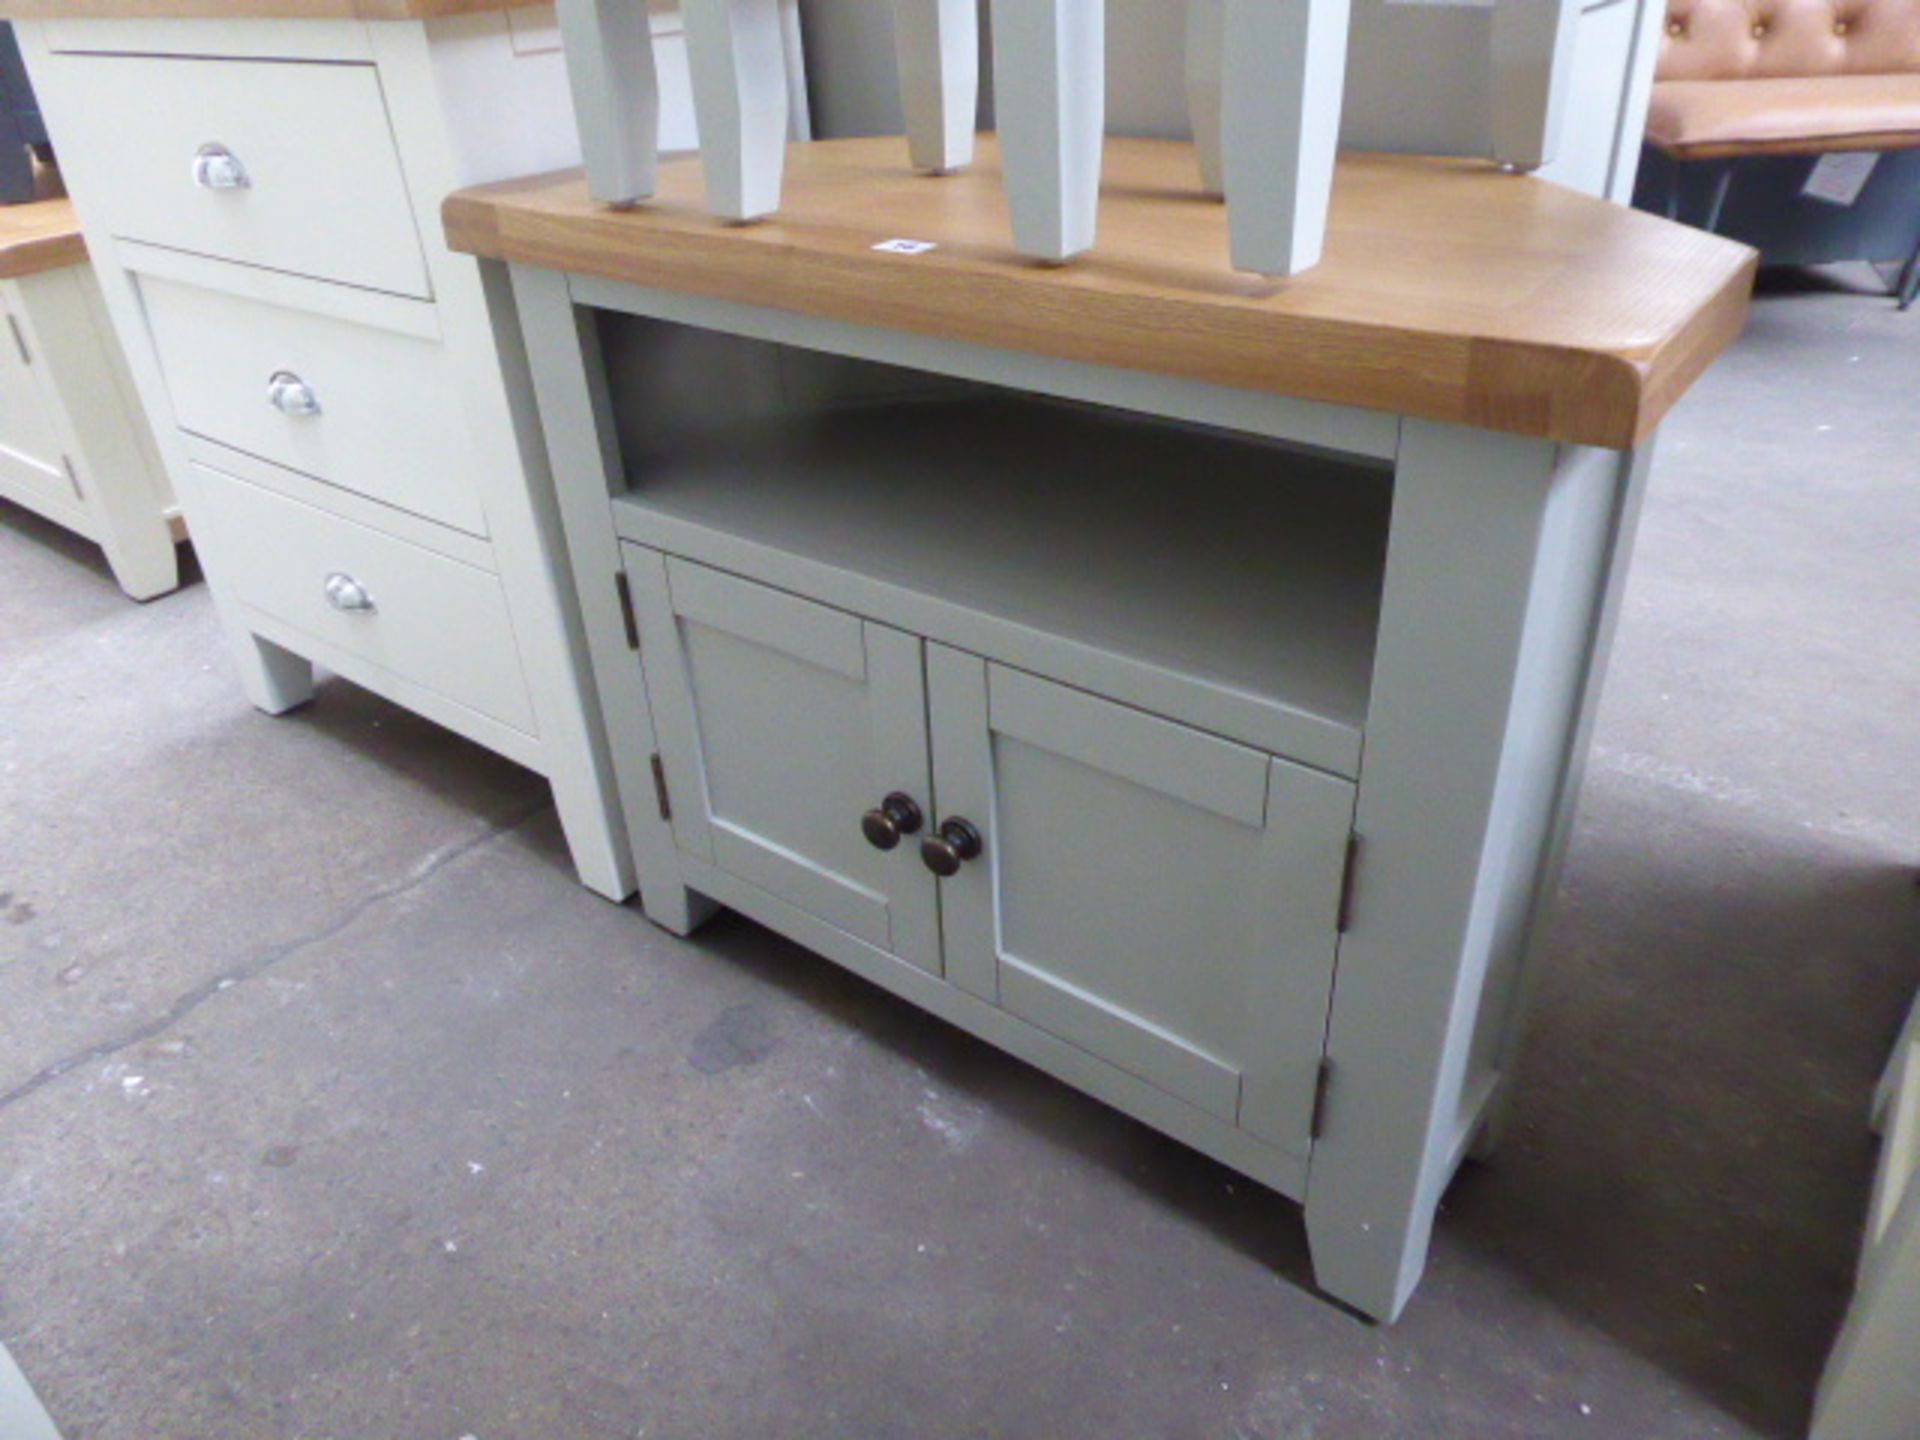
[10, 2, 699, 898]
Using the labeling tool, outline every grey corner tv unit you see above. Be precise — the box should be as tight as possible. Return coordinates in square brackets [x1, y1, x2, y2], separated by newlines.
[446, 135, 1754, 1323]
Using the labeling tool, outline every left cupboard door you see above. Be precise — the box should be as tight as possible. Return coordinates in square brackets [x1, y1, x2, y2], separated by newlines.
[624, 546, 942, 973]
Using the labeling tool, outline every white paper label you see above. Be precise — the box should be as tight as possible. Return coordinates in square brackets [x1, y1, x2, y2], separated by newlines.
[1802, 153, 1878, 207]
[873, 238, 939, 255]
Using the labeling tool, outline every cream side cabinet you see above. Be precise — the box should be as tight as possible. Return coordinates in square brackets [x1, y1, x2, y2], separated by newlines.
[11, 7, 702, 898]
[0, 216, 178, 600]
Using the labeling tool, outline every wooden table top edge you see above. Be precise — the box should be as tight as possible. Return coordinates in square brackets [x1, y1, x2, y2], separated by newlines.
[0, 0, 551, 21]
[0, 197, 87, 281]
[444, 141, 1756, 452]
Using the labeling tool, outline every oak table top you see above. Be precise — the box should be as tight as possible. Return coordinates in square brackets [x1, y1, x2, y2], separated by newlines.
[446, 136, 1758, 451]
[0, 198, 86, 280]
[0, 0, 549, 20]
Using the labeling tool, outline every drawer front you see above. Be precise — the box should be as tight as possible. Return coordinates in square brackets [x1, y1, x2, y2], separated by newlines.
[189, 463, 535, 735]
[54, 54, 430, 298]
[142, 275, 488, 537]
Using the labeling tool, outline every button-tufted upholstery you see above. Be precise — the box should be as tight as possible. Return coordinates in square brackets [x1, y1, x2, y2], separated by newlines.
[1658, 0, 1920, 81]
[1649, 0, 1920, 156]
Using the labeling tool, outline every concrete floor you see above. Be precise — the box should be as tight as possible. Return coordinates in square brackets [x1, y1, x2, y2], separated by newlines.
[2, 268, 1917, 1440]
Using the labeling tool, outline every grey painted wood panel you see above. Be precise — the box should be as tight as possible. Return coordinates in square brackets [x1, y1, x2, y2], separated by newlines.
[675, 845, 1311, 1201]
[608, 390, 1389, 775]
[1303, 424, 1641, 1322]
[935, 653, 1353, 1156]
[630, 547, 941, 971]
[510, 263, 709, 931]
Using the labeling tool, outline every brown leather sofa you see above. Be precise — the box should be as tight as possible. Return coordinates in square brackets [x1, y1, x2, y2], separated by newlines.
[1644, 0, 1920, 303]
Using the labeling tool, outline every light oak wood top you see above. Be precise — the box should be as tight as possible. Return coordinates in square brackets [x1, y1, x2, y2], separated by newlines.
[0, 0, 548, 19]
[446, 136, 1757, 450]
[0, 198, 86, 279]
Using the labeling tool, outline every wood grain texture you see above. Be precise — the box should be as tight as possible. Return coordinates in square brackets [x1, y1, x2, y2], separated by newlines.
[445, 136, 1756, 449]
[0, 198, 85, 279]
[0, 0, 548, 19]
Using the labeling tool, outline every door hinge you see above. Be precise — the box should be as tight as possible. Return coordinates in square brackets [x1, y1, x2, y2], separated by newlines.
[61, 454, 83, 503]
[615, 570, 640, 652]
[1336, 833, 1363, 934]
[649, 752, 672, 822]
[1311, 1057, 1335, 1142]
[8, 314, 30, 366]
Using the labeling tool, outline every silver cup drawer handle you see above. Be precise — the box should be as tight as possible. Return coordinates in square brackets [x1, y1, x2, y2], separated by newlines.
[267, 371, 321, 417]
[191, 143, 250, 191]
[323, 573, 375, 614]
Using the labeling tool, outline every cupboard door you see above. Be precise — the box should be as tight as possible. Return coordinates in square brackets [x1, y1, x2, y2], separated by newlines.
[928, 648, 1353, 1156]
[627, 548, 941, 972]
[0, 286, 74, 516]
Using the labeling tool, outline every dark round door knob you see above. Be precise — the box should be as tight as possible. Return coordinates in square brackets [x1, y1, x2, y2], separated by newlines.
[920, 817, 984, 878]
[861, 792, 924, 851]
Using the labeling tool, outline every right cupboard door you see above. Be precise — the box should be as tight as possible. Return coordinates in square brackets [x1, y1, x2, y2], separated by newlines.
[928, 647, 1355, 1157]
[627, 549, 941, 973]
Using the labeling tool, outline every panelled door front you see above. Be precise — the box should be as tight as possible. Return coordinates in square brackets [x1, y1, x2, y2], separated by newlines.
[0, 286, 74, 515]
[926, 646, 1354, 1157]
[626, 548, 942, 973]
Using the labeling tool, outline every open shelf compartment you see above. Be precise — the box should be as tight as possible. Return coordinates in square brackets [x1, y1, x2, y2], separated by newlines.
[600, 314, 1393, 778]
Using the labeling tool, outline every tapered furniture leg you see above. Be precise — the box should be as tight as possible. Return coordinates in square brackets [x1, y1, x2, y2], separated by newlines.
[9, 266, 180, 600]
[1873, 993, 1920, 1133]
[556, 0, 662, 207]
[1305, 425, 1649, 1321]
[509, 263, 720, 934]
[683, 0, 790, 221]
[989, 0, 1105, 262]
[235, 631, 316, 715]
[1222, 0, 1351, 278]
[893, 0, 978, 174]
[1186, 0, 1225, 197]
[1489, 0, 1582, 172]
[1815, 1032, 1920, 1440]
[1893, 233, 1920, 311]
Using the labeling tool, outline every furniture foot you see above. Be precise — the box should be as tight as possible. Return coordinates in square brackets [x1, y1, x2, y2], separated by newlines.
[1220, 0, 1352, 277]
[639, 879, 720, 937]
[1701, 161, 1735, 234]
[892, 0, 978, 175]
[101, 531, 181, 602]
[1467, 1098, 1509, 1163]
[1489, 0, 1581, 173]
[1873, 991, 1920, 1134]
[1304, 1197, 1425, 1323]
[1895, 235, 1920, 311]
[548, 761, 637, 902]
[1185, 0, 1225, 197]
[683, 0, 791, 221]
[235, 631, 314, 714]
[989, 0, 1105, 262]
[555, 0, 663, 207]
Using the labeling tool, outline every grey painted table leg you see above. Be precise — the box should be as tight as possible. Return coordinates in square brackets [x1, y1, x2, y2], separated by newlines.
[1220, 0, 1351, 277]
[508, 262, 717, 936]
[893, 0, 979, 175]
[1186, 0, 1225, 198]
[684, 0, 791, 222]
[989, 0, 1105, 262]
[1304, 422, 1649, 1321]
[556, 0, 662, 207]
[1490, 0, 1583, 173]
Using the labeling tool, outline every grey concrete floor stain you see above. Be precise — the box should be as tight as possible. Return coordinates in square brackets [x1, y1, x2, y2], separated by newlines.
[0, 266, 1916, 1440]
[688, 1004, 779, 1075]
